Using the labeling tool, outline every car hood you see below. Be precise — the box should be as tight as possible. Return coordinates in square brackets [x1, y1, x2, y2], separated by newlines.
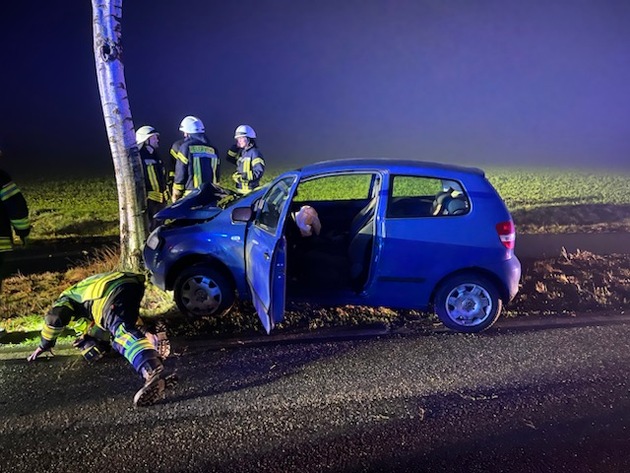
[155, 183, 237, 221]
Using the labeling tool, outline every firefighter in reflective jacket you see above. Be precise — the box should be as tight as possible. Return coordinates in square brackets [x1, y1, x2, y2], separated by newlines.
[171, 115, 220, 202]
[226, 124, 265, 195]
[27, 272, 175, 407]
[0, 153, 30, 294]
[135, 125, 170, 230]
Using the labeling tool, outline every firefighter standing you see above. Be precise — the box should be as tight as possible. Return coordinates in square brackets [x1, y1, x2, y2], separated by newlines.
[171, 116, 220, 202]
[0, 149, 31, 339]
[27, 271, 175, 407]
[135, 125, 170, 230]
[0, 149, 30, 293]
[226, 124, 265, 195]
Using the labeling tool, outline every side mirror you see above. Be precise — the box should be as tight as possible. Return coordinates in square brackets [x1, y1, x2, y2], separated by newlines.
[232, 206, 253, 223]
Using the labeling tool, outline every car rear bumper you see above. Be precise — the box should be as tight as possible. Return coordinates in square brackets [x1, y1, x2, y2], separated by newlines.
[504, 255, 521, 301]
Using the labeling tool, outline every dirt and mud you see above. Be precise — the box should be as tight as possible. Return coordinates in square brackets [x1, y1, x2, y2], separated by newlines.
[1, 235, 629, 338]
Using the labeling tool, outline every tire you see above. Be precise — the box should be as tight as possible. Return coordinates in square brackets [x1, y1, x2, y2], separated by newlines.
[173, 264, 235, 319]
[433, 274, 502, 333]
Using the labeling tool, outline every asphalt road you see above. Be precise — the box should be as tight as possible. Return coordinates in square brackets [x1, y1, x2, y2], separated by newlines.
[2, 314, 630, 473]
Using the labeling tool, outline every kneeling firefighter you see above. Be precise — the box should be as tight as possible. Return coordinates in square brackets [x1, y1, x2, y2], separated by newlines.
[27, 271, 175, 407]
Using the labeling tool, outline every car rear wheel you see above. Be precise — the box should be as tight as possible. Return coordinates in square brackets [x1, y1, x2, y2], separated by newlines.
[173, 265, 235, 319]
[433, 274, 502, 333]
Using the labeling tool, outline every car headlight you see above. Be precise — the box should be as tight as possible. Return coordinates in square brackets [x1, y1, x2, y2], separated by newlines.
[145, 230, 162, 250]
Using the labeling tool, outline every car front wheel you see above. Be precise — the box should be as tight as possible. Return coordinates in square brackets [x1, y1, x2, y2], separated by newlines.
[173, 265, 235, 319]
[433, 274, 502, 333]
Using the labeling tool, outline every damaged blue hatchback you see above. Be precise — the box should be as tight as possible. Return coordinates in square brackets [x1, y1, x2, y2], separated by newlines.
[143, 159, 521, 334]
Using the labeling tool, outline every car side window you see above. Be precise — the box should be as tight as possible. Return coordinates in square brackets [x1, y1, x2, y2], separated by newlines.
[387, 175, 469, 218]
[254, 177, 294, 232]
[292, 174, 375, 202]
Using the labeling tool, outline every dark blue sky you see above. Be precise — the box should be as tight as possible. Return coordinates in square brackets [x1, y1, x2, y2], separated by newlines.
[1, 1, 629, 177]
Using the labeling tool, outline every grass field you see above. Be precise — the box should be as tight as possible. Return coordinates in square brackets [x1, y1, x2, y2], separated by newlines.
[19, 166, 630, 242]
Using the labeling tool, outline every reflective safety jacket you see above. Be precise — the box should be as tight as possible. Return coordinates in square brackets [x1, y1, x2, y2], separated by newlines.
[139, 147, 170, 204]
[38, 272, 146, 350]
[172, 134, 220, 195]
[0, 169, 30, 252]
[226, 144, 265, 194]
[167, 139, 184, 189]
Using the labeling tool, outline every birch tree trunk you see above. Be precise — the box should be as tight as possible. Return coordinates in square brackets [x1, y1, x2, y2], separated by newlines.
[91, 0, 148, 272]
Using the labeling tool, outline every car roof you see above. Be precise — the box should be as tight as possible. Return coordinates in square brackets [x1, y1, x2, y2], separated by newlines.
[296, 158, 486, 179]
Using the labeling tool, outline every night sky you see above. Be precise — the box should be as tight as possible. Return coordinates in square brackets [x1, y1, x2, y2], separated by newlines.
[1, 1, 629, 178]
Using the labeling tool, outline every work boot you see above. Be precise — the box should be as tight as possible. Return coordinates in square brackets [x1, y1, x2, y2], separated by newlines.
[133, 365, 166, 407]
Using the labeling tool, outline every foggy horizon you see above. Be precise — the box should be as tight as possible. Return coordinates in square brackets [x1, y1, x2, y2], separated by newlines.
[1, 1, 629, 178]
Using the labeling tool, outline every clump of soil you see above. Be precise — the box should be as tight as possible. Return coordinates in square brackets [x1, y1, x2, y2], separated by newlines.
[512, 249, 630, 315]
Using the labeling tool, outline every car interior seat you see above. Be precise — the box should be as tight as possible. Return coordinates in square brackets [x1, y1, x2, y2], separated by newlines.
[349, 197, 377, 237]
[432, 188, 468, 216]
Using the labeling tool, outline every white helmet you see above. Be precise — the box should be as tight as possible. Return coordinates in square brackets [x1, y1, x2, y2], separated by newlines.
[179, 115, 205, 134]
[135, 125, 159, 146]
[234, 124, 256, 139]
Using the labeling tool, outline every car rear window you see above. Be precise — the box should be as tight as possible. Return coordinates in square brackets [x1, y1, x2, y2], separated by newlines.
[387, 175, 470, 218]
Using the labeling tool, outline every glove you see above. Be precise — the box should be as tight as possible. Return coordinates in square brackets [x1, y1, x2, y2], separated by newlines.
[27, 346, 54, 362]
[171, 189, 183, 202]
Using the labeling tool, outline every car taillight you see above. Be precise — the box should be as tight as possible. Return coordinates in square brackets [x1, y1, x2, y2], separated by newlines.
[496, 220, 515, 249]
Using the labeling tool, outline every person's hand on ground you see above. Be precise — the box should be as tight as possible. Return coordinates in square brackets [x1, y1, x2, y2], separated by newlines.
[27, 346, 53, 362]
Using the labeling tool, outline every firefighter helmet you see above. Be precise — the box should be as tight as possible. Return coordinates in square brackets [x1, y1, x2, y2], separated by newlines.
[135, 126, 159, 146]
[234, 124, 256, 139]
[179, 116, 205, 134]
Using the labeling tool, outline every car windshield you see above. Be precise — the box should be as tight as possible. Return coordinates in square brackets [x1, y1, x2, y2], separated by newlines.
[186, 183, 268, 210]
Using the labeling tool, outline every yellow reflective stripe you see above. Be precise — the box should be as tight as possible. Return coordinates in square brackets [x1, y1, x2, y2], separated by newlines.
[41, 324, 64, 341]
[125, 338, 154, 364]
[83, 273, 120, 300]
[89, 274, 142, 322]
[173, 183, 185, 191]
[242, 158, 251, 173]
[148, 191, 163, 202]
[11, 217, 30, 230]
[71, 318, 90, 335]
[193, 157, 202, 188]
[175, 151, 188, 164]
[147, 165, 160, 192]
[0, 182, 20, 200]
[227, 149, 238, 157]
[0, 236, 12, 251]
[169, 148, 179, 159]
[189, 145, 215, 155]
[252, 158, 264, 167]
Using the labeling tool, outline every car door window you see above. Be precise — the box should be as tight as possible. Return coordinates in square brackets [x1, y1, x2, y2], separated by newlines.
[254, 177, 295, 233]
[292, 174, 375, 202]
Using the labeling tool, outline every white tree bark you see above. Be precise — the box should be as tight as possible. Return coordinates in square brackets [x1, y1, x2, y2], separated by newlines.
[92, 0, 148, 271]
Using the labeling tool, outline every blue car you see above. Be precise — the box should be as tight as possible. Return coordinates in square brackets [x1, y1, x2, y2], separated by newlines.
[144, 159, 521, 334]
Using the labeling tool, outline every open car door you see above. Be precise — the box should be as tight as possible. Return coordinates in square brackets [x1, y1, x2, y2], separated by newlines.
[245, 174, 299, 333]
